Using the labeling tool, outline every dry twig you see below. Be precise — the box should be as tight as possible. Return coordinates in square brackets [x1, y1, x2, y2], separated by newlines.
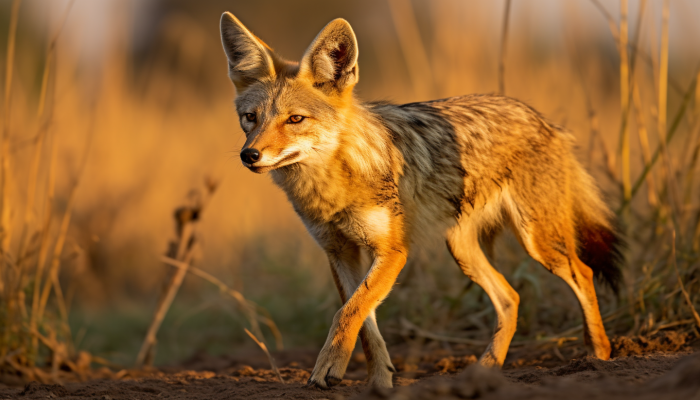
[135, 189, 207, 367]
[244, 328, 284, 384]
[160, 256, 283, 350]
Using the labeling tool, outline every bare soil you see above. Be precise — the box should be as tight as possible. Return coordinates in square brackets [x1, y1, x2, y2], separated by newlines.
[1, 333, 698, 400]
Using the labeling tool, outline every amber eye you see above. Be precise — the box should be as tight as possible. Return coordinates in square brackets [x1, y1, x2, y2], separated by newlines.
[288, 115, 305, 124]
[244, 113, 256, 122]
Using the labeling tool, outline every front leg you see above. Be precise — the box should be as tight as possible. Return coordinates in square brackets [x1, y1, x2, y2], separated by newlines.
[307, 245, 407, 389]
[324, 238, 396, 388]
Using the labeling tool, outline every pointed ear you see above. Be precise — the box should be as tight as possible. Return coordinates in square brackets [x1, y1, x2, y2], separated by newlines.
[300, 19, 359, 94]
[220, 12, 276, 93]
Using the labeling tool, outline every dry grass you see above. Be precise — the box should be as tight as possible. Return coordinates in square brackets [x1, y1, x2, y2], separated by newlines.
[0, 0, 92, 380]
[0, 0, 699, 378]
[135, 179, 282, 367]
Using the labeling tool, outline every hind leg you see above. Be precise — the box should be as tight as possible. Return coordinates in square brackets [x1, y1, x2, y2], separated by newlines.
[514, 223, 611, 359]
[446, 222, 520, 367]
[567, 257, 611, 359]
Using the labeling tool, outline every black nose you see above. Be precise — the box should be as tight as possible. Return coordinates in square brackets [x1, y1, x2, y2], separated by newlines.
[241, 148, 261, 164]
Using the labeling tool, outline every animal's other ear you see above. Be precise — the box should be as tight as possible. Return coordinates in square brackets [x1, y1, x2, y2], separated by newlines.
[220, 12, 276, 93]
[300, 18, 359, 95]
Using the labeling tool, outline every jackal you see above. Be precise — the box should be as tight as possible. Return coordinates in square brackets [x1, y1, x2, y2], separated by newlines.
[220, 13, 623, 389]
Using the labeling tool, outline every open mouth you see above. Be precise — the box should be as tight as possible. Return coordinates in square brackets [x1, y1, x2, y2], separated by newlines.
[246, 151, 301, 173]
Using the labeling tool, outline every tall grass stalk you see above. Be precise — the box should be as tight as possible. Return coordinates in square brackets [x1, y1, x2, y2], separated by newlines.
[387, 0, 434, 99]
[1, 0, 22, 257]
[0, 0, 88, 379]
[0, 0, 23, 361]
[497, 0, 512, 95]
[620, 74, 697, 212]
[619, 0, 631, 201]
[655, 0, 679, 230]
[28, 0, 74, 365]
[632, 84, 658, 207]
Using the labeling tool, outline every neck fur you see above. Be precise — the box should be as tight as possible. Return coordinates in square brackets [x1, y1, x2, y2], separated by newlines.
[270, 101, 400, 222]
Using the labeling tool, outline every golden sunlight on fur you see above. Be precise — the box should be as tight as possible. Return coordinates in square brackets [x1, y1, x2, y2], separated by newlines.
[220, 12, 622, 389]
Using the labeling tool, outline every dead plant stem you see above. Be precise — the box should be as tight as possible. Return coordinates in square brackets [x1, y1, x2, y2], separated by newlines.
[244, 328, 284, 383]
[160, 255, 282, 350]
[619, 74, 697, 213]
[497, 0, 511, 95]
[135, 236, 195, 367]
[1, 0, 22, 258]
[387, 0, 434, 99]
[619, 0, 631, 201]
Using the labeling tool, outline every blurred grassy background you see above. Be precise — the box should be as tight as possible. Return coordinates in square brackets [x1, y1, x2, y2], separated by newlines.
[1, 0, 699, 368]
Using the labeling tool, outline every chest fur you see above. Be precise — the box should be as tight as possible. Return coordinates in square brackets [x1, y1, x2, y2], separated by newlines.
[272, 164, 352, 222]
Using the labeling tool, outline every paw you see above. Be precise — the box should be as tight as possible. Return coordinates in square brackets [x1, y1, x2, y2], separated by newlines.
[368, 363, 395, 388]
[594, 337, 612, 360]
[477, 349, 503, 369]
[306, 345, 352, 389]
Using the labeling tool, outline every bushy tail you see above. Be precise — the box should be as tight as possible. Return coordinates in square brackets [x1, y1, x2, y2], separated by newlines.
[571, 163, 625, 294]
[575, 217, 625, 293]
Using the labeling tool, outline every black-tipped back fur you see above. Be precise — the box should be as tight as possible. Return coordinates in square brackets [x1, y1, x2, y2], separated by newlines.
[576, 220, 625, 294]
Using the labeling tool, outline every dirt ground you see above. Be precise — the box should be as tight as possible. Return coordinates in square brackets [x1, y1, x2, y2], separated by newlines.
[1, 333, 698, 400]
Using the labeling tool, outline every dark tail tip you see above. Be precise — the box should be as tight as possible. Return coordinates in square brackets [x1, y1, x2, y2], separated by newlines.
[576, 220, 625, 294]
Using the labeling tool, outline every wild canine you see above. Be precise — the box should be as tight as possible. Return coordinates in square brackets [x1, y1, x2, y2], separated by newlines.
[219, 13, 623, 389]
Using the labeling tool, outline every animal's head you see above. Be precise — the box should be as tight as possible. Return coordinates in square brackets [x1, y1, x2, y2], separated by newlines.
[220, 13, 360, 173]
